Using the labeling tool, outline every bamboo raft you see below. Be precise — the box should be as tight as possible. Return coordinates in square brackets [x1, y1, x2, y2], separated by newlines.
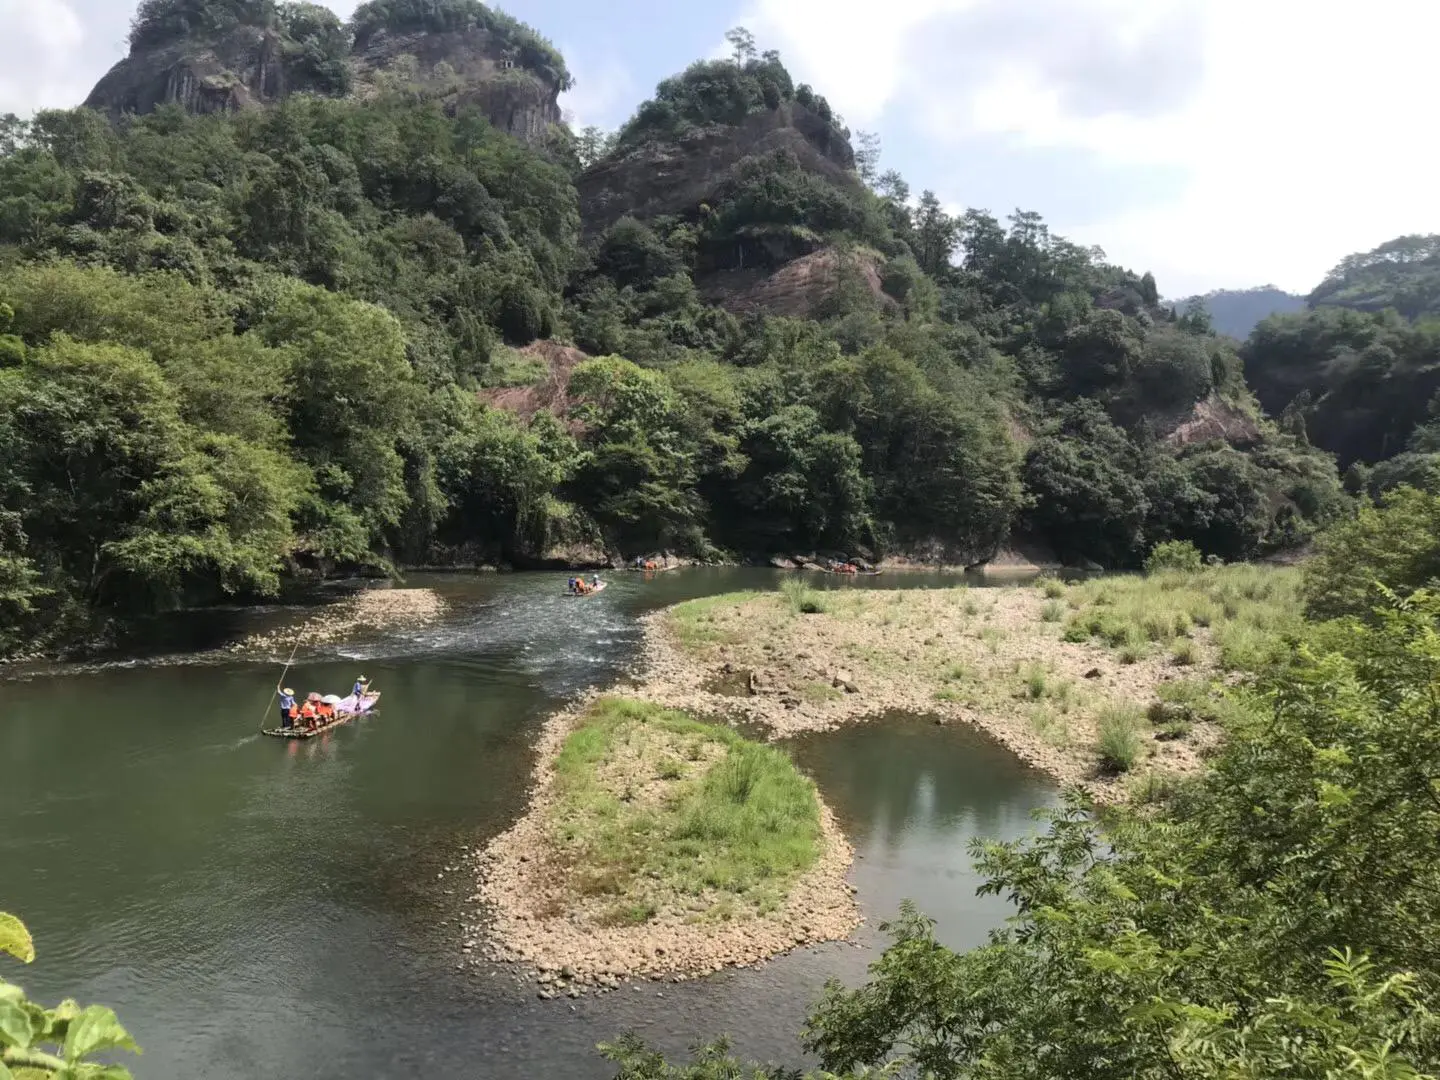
[563, 581, 608, 597]
[263, 693, 381, 739]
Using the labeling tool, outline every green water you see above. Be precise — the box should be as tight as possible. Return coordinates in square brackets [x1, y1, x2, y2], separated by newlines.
[1, 569, 1056, 1077]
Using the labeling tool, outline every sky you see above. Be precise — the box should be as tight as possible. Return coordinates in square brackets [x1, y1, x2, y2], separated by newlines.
[2, 0, 1437, 297]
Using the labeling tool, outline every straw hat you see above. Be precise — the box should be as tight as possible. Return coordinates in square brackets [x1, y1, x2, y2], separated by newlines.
[282, 688, 294, 695]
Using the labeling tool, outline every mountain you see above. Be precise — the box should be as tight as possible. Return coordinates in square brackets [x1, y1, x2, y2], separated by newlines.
[83, 0, 569, 143]
[1171, 287, 1305, 340]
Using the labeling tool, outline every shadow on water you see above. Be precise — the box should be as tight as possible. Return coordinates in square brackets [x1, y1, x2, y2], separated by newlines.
[2, 569, 1055, 1079]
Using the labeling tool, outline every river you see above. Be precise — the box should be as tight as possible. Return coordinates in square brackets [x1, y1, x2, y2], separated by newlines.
[1, 569, 1057, 1078]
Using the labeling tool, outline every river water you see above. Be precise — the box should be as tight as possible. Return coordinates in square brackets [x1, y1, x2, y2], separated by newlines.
[1, 570, 1056, 1078]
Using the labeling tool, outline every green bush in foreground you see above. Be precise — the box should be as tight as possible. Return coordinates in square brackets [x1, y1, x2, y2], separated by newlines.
[1144, 538, 1203, 574]
[0, 911, 140, 1078]
[551, 698, 821, 920]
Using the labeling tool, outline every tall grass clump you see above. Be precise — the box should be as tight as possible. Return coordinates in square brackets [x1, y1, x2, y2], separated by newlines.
[1096, 704, 1146, 773]
[1039, 576, 1067, 599]
[780, 576, 827, 615]
[1041, 600, 1065, 622]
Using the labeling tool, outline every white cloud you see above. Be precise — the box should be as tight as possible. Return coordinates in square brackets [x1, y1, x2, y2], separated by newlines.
[0, 0, 89, 114]
[558, 49, 638, 131]
[737, 0, 1440, 294]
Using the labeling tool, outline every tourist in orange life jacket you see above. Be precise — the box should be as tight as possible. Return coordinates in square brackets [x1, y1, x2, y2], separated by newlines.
[300, 695, 319, 729]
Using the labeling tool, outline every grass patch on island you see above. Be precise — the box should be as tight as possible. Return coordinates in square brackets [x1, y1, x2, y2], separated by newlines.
[1063, 565, 1301, 671]
[547, 697, 822, 924]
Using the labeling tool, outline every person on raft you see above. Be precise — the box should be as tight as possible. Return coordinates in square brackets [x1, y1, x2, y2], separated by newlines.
[298, 693, 320, 729]
[277, 686, 298, 729]
[590, 573, 602, 589]
[352, 674, 370, 699]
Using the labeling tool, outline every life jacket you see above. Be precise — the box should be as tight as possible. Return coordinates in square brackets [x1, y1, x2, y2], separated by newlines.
[300, 702, 317, 719]
[317, 702, 334, 718]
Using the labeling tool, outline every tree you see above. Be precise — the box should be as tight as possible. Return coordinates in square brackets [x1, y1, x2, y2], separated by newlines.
[912, 191, 958, 278]
[0, 335, 298, 614]
[853, 130, 881, 186]
[574, 125, 616, 170]
[568, 356, 704, 550]
[724, 26, 758, 65]
[1302, 485, 1440, 621]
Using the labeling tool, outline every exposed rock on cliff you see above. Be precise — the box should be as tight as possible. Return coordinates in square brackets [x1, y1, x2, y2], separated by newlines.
[84, 8, 562, 143]
[84, 24, 306, 116]
[349, 28, 559, 140]
[478, 339, 588, 429]
[577, 102, 857, 237]
[698, 247, 893, 319]
[1164, 394, 1263, 449]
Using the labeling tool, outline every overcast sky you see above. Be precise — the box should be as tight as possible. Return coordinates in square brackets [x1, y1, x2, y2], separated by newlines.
[3, 0, 1436, 297]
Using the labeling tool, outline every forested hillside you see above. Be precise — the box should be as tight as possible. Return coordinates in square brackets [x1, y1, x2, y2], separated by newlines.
[1240, 234, 1440, 493]
[0, 2, 1347, 655]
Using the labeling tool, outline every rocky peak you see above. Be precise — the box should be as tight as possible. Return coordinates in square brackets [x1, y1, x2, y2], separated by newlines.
[82, 0, 564, 143]
[578, 100, 858, 237]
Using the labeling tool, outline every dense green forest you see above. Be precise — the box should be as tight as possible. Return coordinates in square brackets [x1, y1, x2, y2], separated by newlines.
[0, 0, 1391, 660]
[1239, 234, 1440, 491]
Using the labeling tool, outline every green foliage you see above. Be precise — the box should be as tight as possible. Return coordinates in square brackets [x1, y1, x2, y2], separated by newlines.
[1309, 233, 1440, 320]
[1096, 704, 1145, 771]
[1, 911, 141, 1078]
[1144, 539, 1203, 574]
[616, 53, 801, 149]
[1303, 485, 1440, 621]
[1243, 303, 1440, 469]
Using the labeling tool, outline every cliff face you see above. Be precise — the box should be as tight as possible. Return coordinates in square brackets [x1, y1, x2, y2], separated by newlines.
[350, 28, 560, 141]
[84, 24, 561, 144]
[577, 102, 857, 237]
[83, 25, 294, 116]
[698, 247, 894, 320]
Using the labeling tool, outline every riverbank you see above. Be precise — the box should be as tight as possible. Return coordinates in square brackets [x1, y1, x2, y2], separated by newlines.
[476, 696, 859, 989]
[631, 568, 1298, 802]
[223, 587, 447, 656]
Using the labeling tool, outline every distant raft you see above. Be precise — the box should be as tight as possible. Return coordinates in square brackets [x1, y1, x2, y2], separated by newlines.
[262, 692, 382, 739]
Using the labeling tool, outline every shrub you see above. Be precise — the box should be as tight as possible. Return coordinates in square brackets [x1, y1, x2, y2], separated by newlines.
[1145, 539, 1203, 574]
[1041, 600, 1065, 622]
[1022, 664, 1048, 700]
[780, 576, 827, 615]
[1040, 576, 1067, 599]
[1172, 638, 1199, 666]
[1096, 706, 1146, 772]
